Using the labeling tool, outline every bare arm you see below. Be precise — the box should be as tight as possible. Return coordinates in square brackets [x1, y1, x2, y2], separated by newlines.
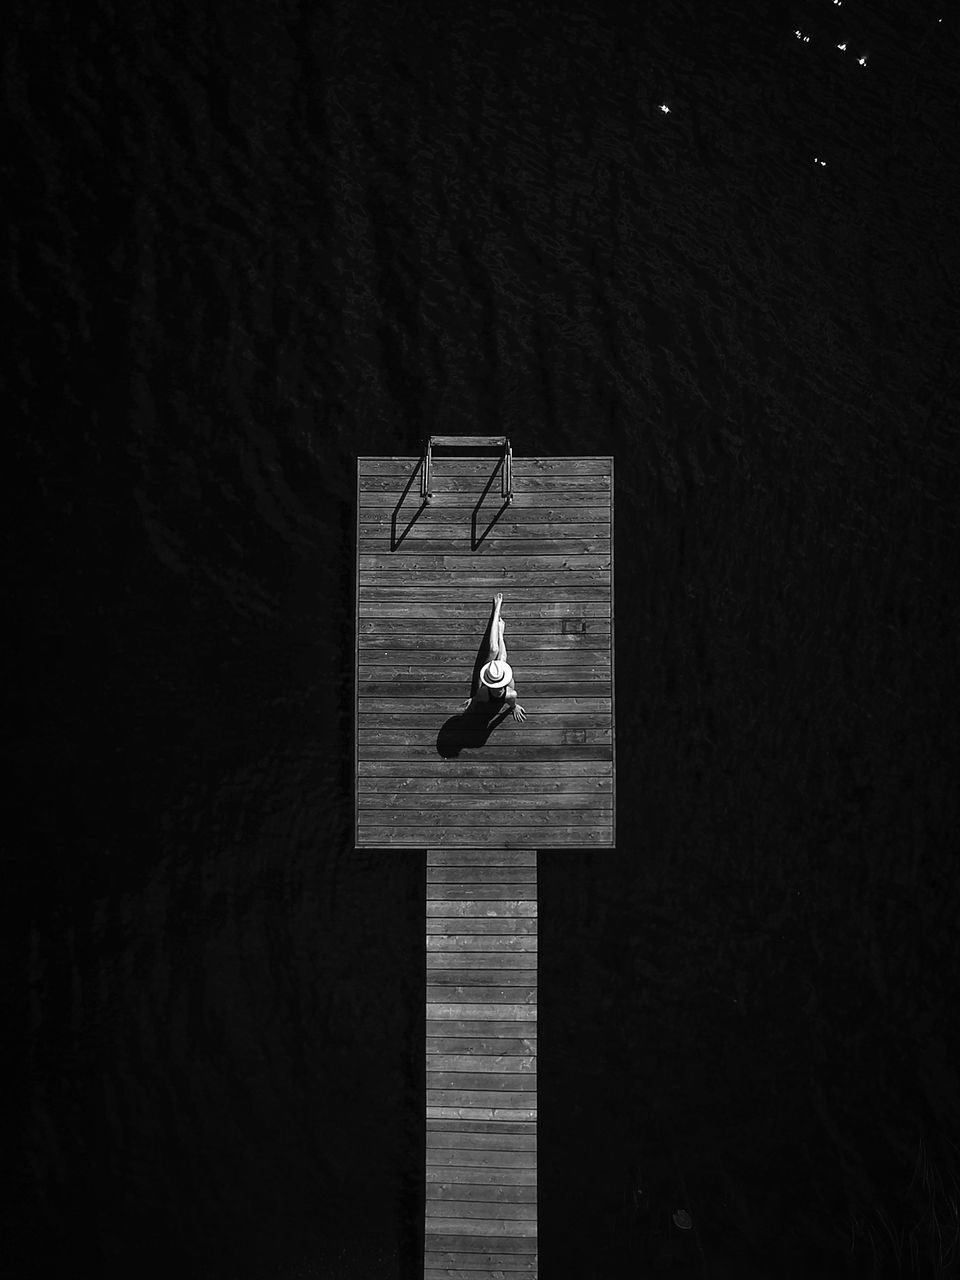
[505, 688, 526, 723]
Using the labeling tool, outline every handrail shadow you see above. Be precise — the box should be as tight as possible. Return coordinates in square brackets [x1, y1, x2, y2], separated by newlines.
[391, 459, 427, 550]
[472, 457, 510, 549]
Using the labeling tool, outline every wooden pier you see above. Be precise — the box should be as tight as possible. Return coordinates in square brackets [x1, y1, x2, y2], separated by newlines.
[355, 442, 615, 1277]
[355, 447, 615, 848]
[425, 848, 538, 1277]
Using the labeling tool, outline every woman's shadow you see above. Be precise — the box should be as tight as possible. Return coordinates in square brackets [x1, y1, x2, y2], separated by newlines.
[436, 614, 512, 758]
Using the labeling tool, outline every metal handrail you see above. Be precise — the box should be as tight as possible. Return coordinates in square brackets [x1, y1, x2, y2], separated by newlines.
[421, 435, 513, 505]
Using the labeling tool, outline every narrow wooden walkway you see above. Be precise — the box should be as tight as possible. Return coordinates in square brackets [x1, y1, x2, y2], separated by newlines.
[355, 454, 615, 848]
[425, 848, 537, 1278]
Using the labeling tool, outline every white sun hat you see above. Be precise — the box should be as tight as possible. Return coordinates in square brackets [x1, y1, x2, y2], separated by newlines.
[479, 659, 513, 689]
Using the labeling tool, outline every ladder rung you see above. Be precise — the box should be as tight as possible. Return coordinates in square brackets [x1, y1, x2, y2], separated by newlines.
[429, 435, 507, 448]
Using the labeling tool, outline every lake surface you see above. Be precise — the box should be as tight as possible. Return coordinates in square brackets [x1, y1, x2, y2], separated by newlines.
[11, 0, 959, 1275]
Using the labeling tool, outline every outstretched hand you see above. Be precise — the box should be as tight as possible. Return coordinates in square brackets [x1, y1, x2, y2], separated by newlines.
[512, 703, 526, 723]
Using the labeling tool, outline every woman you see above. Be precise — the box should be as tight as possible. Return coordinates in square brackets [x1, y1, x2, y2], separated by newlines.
[457, 592, 527, 722]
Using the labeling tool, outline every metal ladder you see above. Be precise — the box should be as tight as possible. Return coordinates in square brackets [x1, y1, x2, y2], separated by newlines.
[420, 435, 513, 505]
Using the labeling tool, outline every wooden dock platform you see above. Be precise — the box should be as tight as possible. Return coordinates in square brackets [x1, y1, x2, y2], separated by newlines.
[355, 452, 615, 848]
[425, 848, 538, 1278]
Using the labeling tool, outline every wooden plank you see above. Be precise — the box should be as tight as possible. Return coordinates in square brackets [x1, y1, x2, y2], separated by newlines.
[358, 747, 611, 762]
[427, 1004, 538, 1020]
[378, 793, 607, 810]
[361, 645, 608, 661]
[426, 934, 538, 950]
[359, 749, 613, 764]
[427, 900, 536, 917]
[427, 869, 538, 883]
[362, 487, 602, 507]
[426, 873, 538, 885]
[360, 744, 611, 764]
[427, 1254, 542, 1274]
[427, 863, 537, 878]
[427, 953, 537, 968]
[358, 453, 610, 471]
[360, 569, 608, 587]
[357, 601, 609, 616]
[427, 848, 540, 861]
[363, 761, 609, 777]
[428, 1043, 535, 1061]
[424, 1270, 536, 1279]
[372, 810, 610, 829]
[368, 829, 611, 847]
[364, 829, 611, 847]
[426, 1215, 538, 1233]
[360, 613, 611, 630]
[426, 986, 536, 1004]
[427, 1055, 536, 1071]
[360, 502, 609, 520]
[427, 1103, 537, 1118]
[426, 919, 538, 935]
[361, 474, 609, 492]
[361, 524, 607, 544]
[359, 649, 609, 666]
[360, 516, 606, 532]
[426, 970, 537, 987]
[427, 975, 537, 991]
[362, 455, 608, 473]
[358, 673, 610, 687]
[425, 884, 538, 899]
[376, 818, 607, 837]
[429, 964, 537, 980]
[427, 1037, 536, 1056]
[358, 674, 610, 689]
[363, 635, 607, 652]
[425, 1235, 538, 1255]
[426, 1130, 537, 1150]
[380, 791, 610, 807]
[360, 620, 611, 637]
[358, 538, 607, 555]
[427, 1072, 537, 1092]
[359, 647, 610, 664]
[425, 1019, 537, 1036]
[425, 1264, 537, 1277]
[427, 1120, 536, 1135]
[427, 1109, 538, 1124]
[427, 1199, 538, 1220]
[426, 1149, 537, 1169]
[424, 1269, 537, 1279]
[427, 895, 540, 912]
[359, 681, 610, 696]
[359, 585, 607, 603]
[427, 1184, 537, 1203]
[426, 1166, 537, 1184]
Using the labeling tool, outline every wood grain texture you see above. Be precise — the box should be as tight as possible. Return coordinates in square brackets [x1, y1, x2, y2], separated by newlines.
[425, 1254, 537, 1273]
[426, 1184, 537, 1204]
[425, 1218, 538, 1236]
[356, 455, 614, 852]
[427, 1119, 536, 1136]
[426, 1130, 537, 1149]
[426, 1166, 537, 1184]
[424, 851, 537, 1277]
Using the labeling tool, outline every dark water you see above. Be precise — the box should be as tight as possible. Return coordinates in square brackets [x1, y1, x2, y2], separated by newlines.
[10, 0, 960, 1275]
